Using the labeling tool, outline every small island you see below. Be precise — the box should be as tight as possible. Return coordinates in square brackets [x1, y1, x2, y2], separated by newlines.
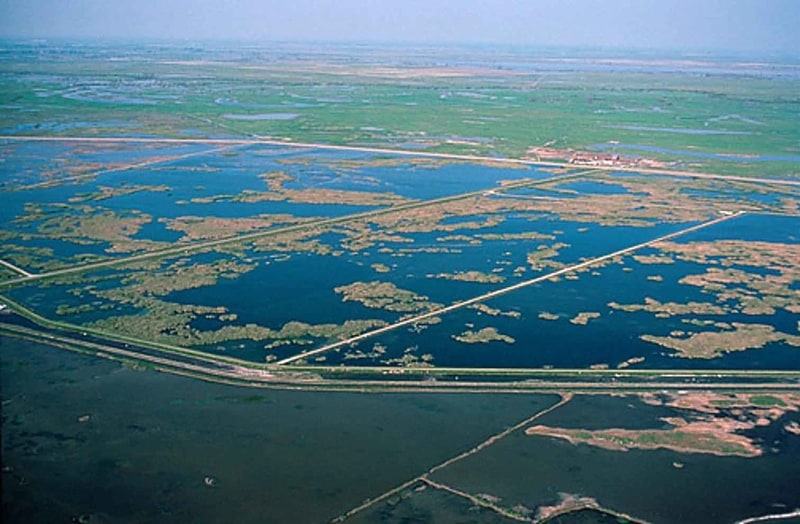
[453, 327, 515, 344]
[569, 312, 600, 325]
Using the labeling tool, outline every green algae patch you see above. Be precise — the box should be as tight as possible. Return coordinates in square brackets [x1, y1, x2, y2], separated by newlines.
[748, 395, 787, 407]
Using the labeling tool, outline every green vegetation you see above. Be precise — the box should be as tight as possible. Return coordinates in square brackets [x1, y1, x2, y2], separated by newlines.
[2, 47, 798, 178]
[749, 395, 787, 407]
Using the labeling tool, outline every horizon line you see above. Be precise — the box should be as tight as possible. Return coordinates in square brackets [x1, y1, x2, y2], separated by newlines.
[0, 36, 796, 58]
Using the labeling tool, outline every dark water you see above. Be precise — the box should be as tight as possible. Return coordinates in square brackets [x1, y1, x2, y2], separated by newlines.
[546, 509, 638, 523]
[0, 336, 557, 523]
[330, 222, 800, 370]
[172, 250, 390, 325]
[431, 395, 800, 524]
[525, 395, 678, 431]
[349, 483, 519, 523]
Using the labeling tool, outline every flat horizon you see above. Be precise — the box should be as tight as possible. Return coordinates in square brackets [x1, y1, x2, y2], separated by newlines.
[0, 37, 797, 62]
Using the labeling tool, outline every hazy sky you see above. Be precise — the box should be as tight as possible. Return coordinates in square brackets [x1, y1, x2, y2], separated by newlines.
[1, 0, 798, 52]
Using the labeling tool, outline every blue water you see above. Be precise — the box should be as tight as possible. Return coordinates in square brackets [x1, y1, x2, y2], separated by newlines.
[0, 140, 218, 189]
[674, 213, 798, 243]
[166, 252, 397, 331]
[155, 216, 697, 362]
[555, 179, 642, 196]
[7, 274, 144, 324]
[3, 237, 103, 265]
[73, 142, 213, 164]
[129, 219, 184, 243]
[105, 184, 378, 219]
[314, 210, 797, 370]
[373, 162, 547, 199]
[5, 140, 796, 369]
[1, 146, 403, 262]
[272, 150, 551, 200]
[159, 216, 540, 346]
[331, 256, 800, 370]
[497, 179, 647, 200]
[498, 186, 578, 199]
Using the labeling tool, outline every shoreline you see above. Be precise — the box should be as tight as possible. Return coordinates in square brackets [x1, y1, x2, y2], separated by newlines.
[3, 322, 800, 394]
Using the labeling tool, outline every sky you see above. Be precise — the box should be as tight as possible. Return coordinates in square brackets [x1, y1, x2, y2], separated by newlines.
[0, 0, 798, 53]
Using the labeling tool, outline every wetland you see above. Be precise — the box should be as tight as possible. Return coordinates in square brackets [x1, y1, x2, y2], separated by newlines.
[1, 41, 799, 523]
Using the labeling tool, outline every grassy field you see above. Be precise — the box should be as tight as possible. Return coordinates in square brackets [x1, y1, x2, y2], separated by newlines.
[1, 42, 798, 178]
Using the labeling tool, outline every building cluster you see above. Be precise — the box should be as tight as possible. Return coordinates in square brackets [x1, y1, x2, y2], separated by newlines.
[527, 147, 667, 169]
